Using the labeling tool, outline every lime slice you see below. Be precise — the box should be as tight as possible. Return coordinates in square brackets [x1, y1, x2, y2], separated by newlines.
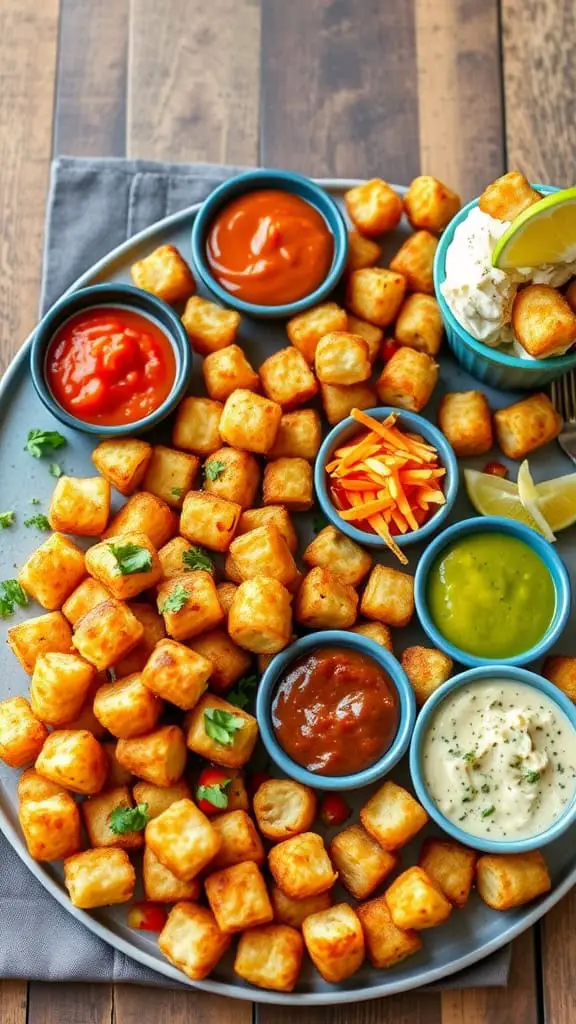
[536, 474, 576, 530]
[492, 186, 576, 269]
[517, 461, 556, 542]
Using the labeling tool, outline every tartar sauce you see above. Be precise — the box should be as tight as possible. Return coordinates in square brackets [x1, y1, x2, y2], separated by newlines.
[423, 679, 576, 840]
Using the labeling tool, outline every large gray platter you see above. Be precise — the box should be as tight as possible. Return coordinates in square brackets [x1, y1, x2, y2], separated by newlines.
[0, 181, 574, 1006]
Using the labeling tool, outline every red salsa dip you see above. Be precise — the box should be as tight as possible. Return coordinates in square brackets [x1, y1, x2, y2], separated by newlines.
[271, 646, 399, 776]
[47, 307, 176, 427]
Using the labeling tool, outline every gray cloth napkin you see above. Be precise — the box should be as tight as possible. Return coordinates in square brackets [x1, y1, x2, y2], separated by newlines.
[0, 155, 510, 990]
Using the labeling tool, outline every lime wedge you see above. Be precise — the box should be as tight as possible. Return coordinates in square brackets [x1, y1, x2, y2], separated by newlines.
[536, 473, 576, 530]
[517, 461, 556, 542]
[492, 186, 576, 269]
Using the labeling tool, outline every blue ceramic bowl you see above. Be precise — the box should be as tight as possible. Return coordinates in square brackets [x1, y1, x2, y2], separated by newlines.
[410, 664, 576, 853]
[434, 184, 576, 390]
[414, 516, 571, 668]
[30, 284, 192, 437]
[190, 169, 349, 319]
[256, 630, 416, 791]
[314, 407, 459, 550]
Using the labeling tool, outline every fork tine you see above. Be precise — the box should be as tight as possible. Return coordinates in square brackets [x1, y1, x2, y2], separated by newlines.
[562, 373, 574, 422]
[551, 379, 562, 417]
[570, 371, 576, 423]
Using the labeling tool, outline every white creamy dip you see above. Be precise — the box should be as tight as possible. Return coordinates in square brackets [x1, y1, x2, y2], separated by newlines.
[423, 679, 576, 840]
[441, 206, 576, 352]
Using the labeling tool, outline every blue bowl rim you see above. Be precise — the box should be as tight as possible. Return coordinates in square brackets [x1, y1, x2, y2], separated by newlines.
[314, 406, 460, 549]
[434, 183, 576, 373]
[409, 663, 576, 853]
[414, 515, 572, 667]
[256, 629, 416, 791]
[29, 283, 193, 437]
[190, 169, 349, 318]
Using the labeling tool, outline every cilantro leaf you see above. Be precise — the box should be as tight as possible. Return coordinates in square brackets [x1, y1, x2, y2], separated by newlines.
[312, 512, 328, 534]
[523, 770, 541, 784]
[0, 511, 15, 529]
[227, 673, 258, 710]
[109, 803, 150, 835]
[49, 462, 63, 478]
[24, 514, 51, 531]
[160, 583, 188, 614]
[0, 580, 29, 618]
[170, 487, 184, 498]
[204, 460, 226, 482]
[204, 708, 245, 746]
[196, 780, 231, 810]
[182, 546, 215, 573]
[25, 429, 67, 459]
[108, 542, 153, 575]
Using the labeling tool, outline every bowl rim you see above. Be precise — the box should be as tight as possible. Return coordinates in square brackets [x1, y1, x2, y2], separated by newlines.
[414, 515, 572, 667]
[409, 663, 576, 853]
[314, 406, 460, 549]
[190, 168, 349, 318]
[29, 283, 193, 437]
[256, 629, 416, 791]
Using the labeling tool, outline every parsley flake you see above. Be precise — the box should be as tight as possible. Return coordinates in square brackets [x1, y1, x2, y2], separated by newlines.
[109, 803, 150, 835]
[0, 580, 29, 619]
[108, 542, 153, 575]
[204, 708, 245, 746]
[160, 584, 188, 614]
[25, 429, 67, 459]
[227, 673, 258, 710]
[0, 511, 15, 529]
[196, 779, 231, 810]
[182, 546, 215, 573]
[170, 487, 184, 498]
[24, 514, 51, 531]
[49, 462, 63, 478]
[481, 805, 496, 818]
[204, 460, 226, 482]
[523, 770, 541, 784]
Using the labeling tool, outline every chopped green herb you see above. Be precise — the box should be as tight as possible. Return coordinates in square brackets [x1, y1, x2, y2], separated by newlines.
[557, 763, 565, 774]
[49, 462, 63, 479]
[312, 513, 328, 534]
[182, 546, 215, 573]
[463, 751, 477, 765]
[523, 770, 541, 784]
[196, 780, 231, 810]
[481, 805, 496, 818]
[25, 429, 67, 459]
[0, 511, 15, 529]
[481, 783, 491, 794]
[170, 487, 184, 498]
[204, 708, 245, 746]
[509, 755, 522, 769]
[0, 580, 29, 619]
[204, 460, 226, 482]
[160, 584, 188, 614]
[108, 542, 153, 576]
[109, 803, 150, 835]
[227, 673, 258, 710]
[24, 514, 51, 531]
[29, 498, 41, 506]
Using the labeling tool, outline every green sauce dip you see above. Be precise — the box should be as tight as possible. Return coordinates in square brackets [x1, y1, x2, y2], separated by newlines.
[427, 532, 555, 658]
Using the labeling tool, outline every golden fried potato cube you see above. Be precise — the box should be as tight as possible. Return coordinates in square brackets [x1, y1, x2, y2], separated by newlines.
[181, 295, 240, 355]
[476, 851, 551, 910]
[158, 902, 231, 980]
[303, 526, 372, 587]
[30, 652, 95, 726]
[228, 577, 293, 654]
[566, 278, 576, 312]
[376, 346, 438, 413]
[263, 457, 313, 511]
[253, 779, 317, 841]
[329, 825, 397, 901]
[146, 798, 221, 880]
[385, 866, 452, 930]
[225, 770, 250, 812]
[188, 628, 252, 695]
[158, 537, 194, 580]
[17, 768, 63, 803]
[157, 571, 224, 641]
[259, 346, 318, 409]
[494, 392, 562, 459]
[269, 832, 337, 899]
[103, 492, 177, 549]
[269, 409, 322, 460]
[351, 620, 394, 652]
[91, 437, 152, 496]
[224, 554, 243, 584]
[205, 860, 274, 933]
[287, 302, 348, 364]
[479, 171, 540, 221]
[133, 779, 192, 819]
[419, 838, 477, 908]
[172, 396, 224, 456]
[102, 741, 134, 788]
[93, 674, 163, 739]
[116, 725, 187, 787]
[85, 532, 162, 601]
[357, 894, 422, 968]
[82, 784, 143, 850]
[437, 390, 493, 456]
[203, 447, 261, 509]
[212, 809, 265, 869]
[346, 231, 382, 273]
[390, 230, 438, 294]
[345, 179, 403, 237]
[230, 525, 298, 588]
[271, 887, 332, 930]
[320, 381, 378, 425]
[185, 693, 258, 769]
[35, 729, 107, 794]
[238, 505, 298, 554]
[19, 533, 86, 611]
[49, 476, 111, 537]
[404, 175, 461, 233]
[302, 903, 365, 983]
[143, 846, 201, 902]
[219, 389, 282, 454]
[360, 781, 428, 850]
[130, 244, 195, 303]
[295, 567, 358, 629]
[142, 445, 199, 509]
[202, 343, 261, 402]
[19, 791, 81, 861]
[346, 315, 383, 362]
[347, 267, 406, 326]
[142, 638, 211, 709]
[401, 646, 453, 706]
[64, 848, 135, 908]
[54, 676, 107, 739]
[7, 611, 73, 674]
[542, 655, 576, 702]
[235, 923, 304, 992]
[62, 579, 112, 626]
[180, 490, 241, 553]
[314, 331, 371, 386]
[0, 698, 48, 768]
[72, 599, 144, 671]
[395, 293, 443, 356]
[512, 284, 576, 358]
[113, 601, 166, 676]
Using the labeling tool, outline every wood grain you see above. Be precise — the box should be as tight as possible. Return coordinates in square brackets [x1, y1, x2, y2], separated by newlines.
[540, 888, 576, 1024]
[441, 930, 538, 1024]
[257, 991, 442, 1024]
[0, 981, 27, 1024]
[127, 0, 260, 164]
[27, 982, 112, 1024]
[501, 0, 576, 185]
[413, 0, 505, 200]
[113, 986, 252, 1024]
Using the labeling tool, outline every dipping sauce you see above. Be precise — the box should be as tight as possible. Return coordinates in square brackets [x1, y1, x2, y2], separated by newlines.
[427, 532, 555, 658]
[206, 189, 334, 306]
[423, 679, 576, 840]
[47, 307, 176, 426]
[271, 646, 399, 776]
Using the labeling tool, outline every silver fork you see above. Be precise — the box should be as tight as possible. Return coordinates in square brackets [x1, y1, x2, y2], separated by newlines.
[551, 373, 576, 464]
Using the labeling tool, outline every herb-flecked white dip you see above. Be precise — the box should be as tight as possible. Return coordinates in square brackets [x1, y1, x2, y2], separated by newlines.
[422, 680, 576, 840]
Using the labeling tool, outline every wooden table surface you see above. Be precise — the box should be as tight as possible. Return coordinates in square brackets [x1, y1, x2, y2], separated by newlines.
[0, 0, 575, 1020]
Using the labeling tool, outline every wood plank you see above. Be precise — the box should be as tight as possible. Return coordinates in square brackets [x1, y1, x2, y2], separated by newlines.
[540, 889, 576, 1024]
[501, 0, 576, 185]
[127, 0, 260, 165]
[413, 0, 505, 200]
[27, 982, 112, 1024]
[257, 991, 442, 1024]
[54, 0, 129, 157]
[260, 0, 421, 183]
[0, 981, 27, 1024]
[441, 930, 538, 1024]
[113, 986, 251, 1024]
